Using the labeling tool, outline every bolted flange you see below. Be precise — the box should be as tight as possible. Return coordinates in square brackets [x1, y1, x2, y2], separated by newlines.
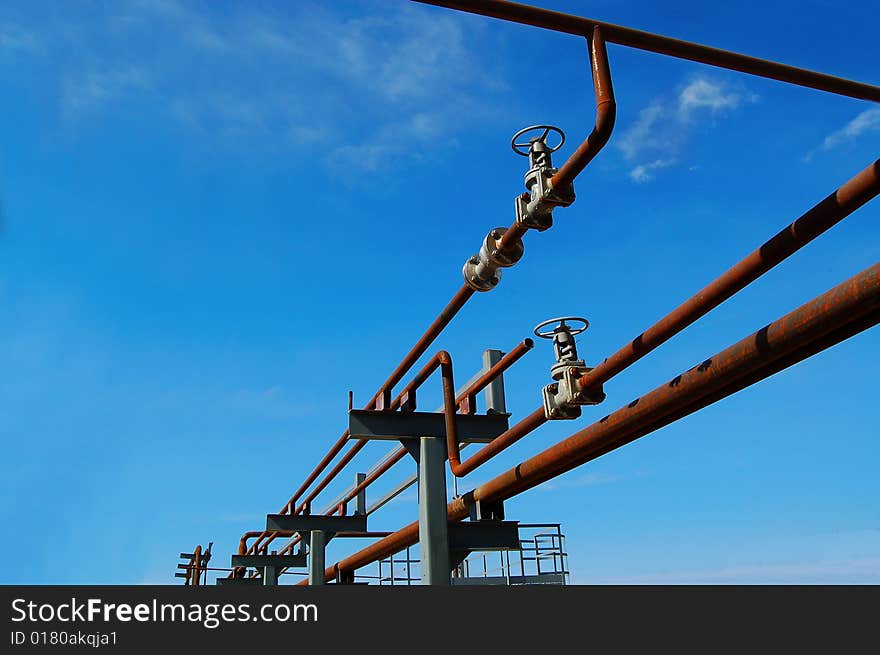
[462, 226, 524, 292]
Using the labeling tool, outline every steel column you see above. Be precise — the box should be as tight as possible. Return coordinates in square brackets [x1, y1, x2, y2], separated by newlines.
[482, 349, 507, 413]
[309, 531, 326, 586]
[262, 566, 278, 586]
[418, 436, 451, 585]
[309, 262, 879, 583]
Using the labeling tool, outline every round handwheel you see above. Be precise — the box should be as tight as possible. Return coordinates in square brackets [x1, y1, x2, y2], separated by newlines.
[533, 316, 589, 339]
[511, 124, 566, 157]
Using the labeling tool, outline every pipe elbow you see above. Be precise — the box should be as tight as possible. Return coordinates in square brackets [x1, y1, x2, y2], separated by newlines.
[593, 100, 616, 147]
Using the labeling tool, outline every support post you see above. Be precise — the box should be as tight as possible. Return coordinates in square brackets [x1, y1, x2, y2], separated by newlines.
[482, 349, 507, 413]
[418, 436, 450, 585]
[309, 531, 326, 586]
[262, 566, 278, 586]
[355, 472, 366, 515]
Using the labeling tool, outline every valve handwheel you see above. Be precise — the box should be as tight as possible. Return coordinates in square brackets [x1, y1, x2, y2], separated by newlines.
[533, 316, 589, 339]
[511, 124, 566, 157]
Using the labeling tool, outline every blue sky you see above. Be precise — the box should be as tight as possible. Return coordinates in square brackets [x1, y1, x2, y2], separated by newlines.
[1, 0, 877, 585]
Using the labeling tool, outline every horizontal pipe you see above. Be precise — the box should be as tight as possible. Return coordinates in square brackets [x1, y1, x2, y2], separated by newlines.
[281, 284, 474, 514]
[265, 338, 535, 563]
[335, 338, 536, 508]
[314, 262, 879, 581]
[374, 284, 475, 404]
[464, 262, 880, 507]
[578, 158, 880, 393]
[451, 406, 547, 476]
[433, 160, 879, 475]
[241, 283, 477, 559]
[413, 0, 880, 102]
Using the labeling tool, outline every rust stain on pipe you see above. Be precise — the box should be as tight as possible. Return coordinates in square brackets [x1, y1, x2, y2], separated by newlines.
[498, 26, 616, 253]
[578, 159, 880, 394]
[413, 0, 880, 102]
[316, 263, 879, 581]
[550, 26, 616, 190]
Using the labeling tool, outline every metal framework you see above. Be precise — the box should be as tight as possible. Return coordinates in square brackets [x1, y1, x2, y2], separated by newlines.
[175, 0, 879, 586]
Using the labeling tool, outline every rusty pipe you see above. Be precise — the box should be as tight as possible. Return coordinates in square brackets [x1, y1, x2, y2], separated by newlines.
[374, 284, 475, 405]
[451, 406, 547, 476]
[282, 284, 473, 513]
[578, 159, 880, 394]
[550, 26, 616, 190]
[314, 262, 879, 581]
[338, 338, 535, 504]
[413, 0, 880, 102]
[241, 284, 476, 555]
[248, 336, 534, 558]
[259, 158, 879, 559]
[269, 339, 536, 563]
[465, 262, 880, 506]
[456, 338, 534, 412]
[498, 26, 615, 253]
[190, 545, 201, 586]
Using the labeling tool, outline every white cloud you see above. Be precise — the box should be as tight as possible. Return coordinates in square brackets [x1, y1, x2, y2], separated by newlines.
[678, 77, 744, 117]
[617, 76, 755, 183]
[822, 107, 880, 150]
[616, 103, 670, 162]
[0, 1, 507, 175]
[629, 158, 675, 183]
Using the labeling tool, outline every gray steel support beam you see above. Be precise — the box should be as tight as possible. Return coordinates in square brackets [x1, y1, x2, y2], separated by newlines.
[262, 566, 278, 586]
[418, 436, 450, 585]
[349, 410, 509, 443]
[309, 530, 326, 586]
[355, 472, 366, 515]
[266, 514, 366, 534]
[231, 553, 307, 569]
[482, 349, 507, 414]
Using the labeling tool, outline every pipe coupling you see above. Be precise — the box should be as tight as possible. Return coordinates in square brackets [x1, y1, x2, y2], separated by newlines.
[462, 227, 524, 292]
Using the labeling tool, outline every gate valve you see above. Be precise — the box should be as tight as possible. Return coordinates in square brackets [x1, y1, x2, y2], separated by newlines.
[511, 125, 576, 232]
[534, 316, 605, 420]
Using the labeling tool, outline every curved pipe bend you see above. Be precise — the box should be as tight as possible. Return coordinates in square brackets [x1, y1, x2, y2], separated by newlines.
[550, 26, 617, 190]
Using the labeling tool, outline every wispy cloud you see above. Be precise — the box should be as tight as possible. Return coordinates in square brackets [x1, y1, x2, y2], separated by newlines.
[805, 108, 880, 161]
[0, 1, 507, 175]
[629, 158, 675, 183]
[617, 76, 756, 182]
